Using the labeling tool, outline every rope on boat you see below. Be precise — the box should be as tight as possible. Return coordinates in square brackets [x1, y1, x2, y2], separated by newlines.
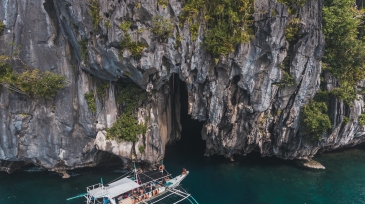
[107, 170, 133, 184]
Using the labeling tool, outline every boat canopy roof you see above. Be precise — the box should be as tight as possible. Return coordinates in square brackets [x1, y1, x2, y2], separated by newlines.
[88, 178, 140, 199]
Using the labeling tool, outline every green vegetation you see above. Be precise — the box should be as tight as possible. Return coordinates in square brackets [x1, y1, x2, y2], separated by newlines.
[272, 9, 277, 17]
[280, 72, 296, 86]
[285, 18, 300, 43]
[120, 34, 146, 58]
[116, 83, 147, 114]
[175, 33, 182, 49]
[359, 114, 365, 126]
[106, 83, 148, 142]
[138, 145, 146, 153]
[278, 55, 296, 86]
[119, 21, 146, 57]
[84, 92, 97, 113]
[119, 21, 131, 32]
[79, 39, 89, 62]
[305, 0, 365, 133]
[104, 19, 111, 28]
[17, 69, 66, 98]
[190, 23, 199, 41]
[152, 16, 174, 41]
[277, 0, 307, 15]
[313, 90, 330, 102]
[158, 0, 168, 8]
[276, 110, 281, 116]
[96, 82, 109, 100]
[343, 116, 350, 124]
[180, 0, 254, 56]
[106, 114, 147, 142]
[322, 0, 365, 105]
[0, 56, 14, 90]
[301, 101, 332, 141]
[137, 28, 145, 34]
[0, 55, 9, 67]
[123, 71, 132, 77]
[88, 0, 102, 30]
[0, 21, 5, 33]
[0, 56, 66, 98]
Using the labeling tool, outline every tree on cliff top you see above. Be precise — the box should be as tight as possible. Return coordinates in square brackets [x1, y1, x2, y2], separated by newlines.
[323, 0, 365, 104]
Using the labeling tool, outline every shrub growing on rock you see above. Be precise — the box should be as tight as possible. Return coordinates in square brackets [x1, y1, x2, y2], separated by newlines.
[359, 114, 365, 126]
[301, 101, 332, 141]
[106, 114, 147, 142]
[106, 83, 148, 142]
[152, 16, 174, 41]
[78, 39, 89, 62]
[84, 92, 97, 114]
[180, 0, 254, 56]
[17, 69, 66, 99]
[119, 21, 146, 57]
[285, 18, 301, 43]
[0, 21, 5, 33]
[322, 0, 365, 104]
[87, 0, 102, 30]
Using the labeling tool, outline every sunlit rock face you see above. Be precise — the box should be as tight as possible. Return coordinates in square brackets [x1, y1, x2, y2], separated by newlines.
[0, 0, 364, 172]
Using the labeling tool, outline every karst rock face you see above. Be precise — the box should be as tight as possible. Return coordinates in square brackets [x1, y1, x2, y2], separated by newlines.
[0, 0, 364, 172]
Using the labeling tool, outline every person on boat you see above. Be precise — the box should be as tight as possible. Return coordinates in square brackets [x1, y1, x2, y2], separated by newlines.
[117, 195, 123, 201]
[103, 197, 110, 204]
[158, 164, 165, 172]
[146, 184, 151, 193]
[180, 167, 187, 177]
[161, 177, 166, 186]
[163, 176, 169, 186]
[151, 183, 156, 196]
[136, 194, 143, 202]
[139, 188, 144, 196]
[152, 184, 159, 196]
[144, 191, 150, 199]
[132, 188, 138, 196]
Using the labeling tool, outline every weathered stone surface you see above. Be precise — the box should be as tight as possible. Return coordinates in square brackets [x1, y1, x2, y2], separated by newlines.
[302, 159, 325, 169]
[0, 0, 364, 172]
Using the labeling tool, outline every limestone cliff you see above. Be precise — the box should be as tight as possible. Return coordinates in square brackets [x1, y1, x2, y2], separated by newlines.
[0, 0, 364, 173]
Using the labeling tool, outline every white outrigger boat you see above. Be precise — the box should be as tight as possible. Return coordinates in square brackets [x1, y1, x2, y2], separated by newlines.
[67, 164, 198, 204]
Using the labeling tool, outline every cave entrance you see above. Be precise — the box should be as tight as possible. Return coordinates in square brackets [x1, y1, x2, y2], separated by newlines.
[166, 74, 205, 159]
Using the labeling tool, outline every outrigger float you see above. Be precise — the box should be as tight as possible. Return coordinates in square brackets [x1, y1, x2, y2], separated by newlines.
[67, 164, 198, 204]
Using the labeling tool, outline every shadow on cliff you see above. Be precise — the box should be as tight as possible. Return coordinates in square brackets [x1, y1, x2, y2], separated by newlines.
[168, 75, 206, 155]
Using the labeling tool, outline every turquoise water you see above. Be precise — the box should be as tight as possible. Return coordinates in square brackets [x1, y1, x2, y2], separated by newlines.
[1, 140, 365, 204]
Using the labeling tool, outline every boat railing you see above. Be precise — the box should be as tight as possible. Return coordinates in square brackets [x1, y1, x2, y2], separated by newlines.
[86, 183, 109, 198]
[86, 183, 104, 193]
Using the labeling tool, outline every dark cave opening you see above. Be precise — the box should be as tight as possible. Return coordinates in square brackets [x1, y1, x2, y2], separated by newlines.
[93, 151, 126, 167]
[43, 0, 60, 44]
[167, 74, 206, 156]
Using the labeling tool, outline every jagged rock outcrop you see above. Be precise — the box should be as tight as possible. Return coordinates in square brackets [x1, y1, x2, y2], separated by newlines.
[0, 0, 364, 172]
